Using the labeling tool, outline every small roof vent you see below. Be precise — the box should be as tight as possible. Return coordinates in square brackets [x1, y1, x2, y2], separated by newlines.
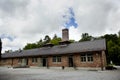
[59, 41, 71, 45]
[18, 49, 22, 53]
[59, 41, 71, 47]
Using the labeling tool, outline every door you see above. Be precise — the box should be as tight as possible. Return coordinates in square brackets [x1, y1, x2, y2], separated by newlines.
[68, 55, 73, 67]
[42, 58, 47, 67]
[21, 58, 25, 66]
[21, 58, 28, 66]
[25, 58, 28, 65]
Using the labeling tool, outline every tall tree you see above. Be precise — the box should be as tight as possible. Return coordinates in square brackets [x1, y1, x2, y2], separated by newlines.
[37, 39, 44, 47]
[101, 33, 120, 65]
[79, 33, 93, 42]
[69, 40, 75, 43]
[101, 34, 118, 44]
[50, 34, 61, 45]
[23, 43, 38, 50]
[118, 31, 120, 46]
[118, 30, 120, 38]
[53, 34, 57, 39]
[44, 35, 51, 44]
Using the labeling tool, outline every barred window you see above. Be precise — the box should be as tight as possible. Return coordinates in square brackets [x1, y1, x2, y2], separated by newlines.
[81, 53, 93, 62]
[52, 56, 61, 63]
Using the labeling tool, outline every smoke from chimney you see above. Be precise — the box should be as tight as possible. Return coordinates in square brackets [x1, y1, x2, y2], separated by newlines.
[62, 28, 69, 41]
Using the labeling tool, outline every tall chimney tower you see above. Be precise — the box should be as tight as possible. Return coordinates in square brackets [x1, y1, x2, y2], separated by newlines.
[62, 28, 69, 41]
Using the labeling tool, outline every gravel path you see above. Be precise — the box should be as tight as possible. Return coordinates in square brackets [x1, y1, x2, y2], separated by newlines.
[0, 67, 120, 80]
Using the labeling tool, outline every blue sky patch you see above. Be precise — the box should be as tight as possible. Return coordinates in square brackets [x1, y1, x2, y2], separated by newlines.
[0, 34, 16, 41]
[63, 8, 78, 28]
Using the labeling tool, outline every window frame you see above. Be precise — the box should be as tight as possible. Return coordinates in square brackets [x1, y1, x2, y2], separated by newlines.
[87, 54, 93, 62]
[18, 59, 22, 63]
[81, 53, 93, 62]
[52, 56, 61, 63]
[2, 59, 6, 63]
[32, 58, 38, 63]
[81, 54, 87, 62]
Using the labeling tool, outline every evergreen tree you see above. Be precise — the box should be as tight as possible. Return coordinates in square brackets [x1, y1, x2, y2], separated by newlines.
[37, 39, 44, 47]
[50, 34, 61, 45]
[44, 35, 51, 44]
[79, 33, 93, 42]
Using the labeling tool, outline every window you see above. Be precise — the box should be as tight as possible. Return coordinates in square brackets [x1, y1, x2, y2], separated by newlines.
[57, 56, 61, 62]
[18, 59, 22, 63]
[2, 59, 6, 63]
[32, 58, 37, 63]
[81, 54, 86, 62]
[87, 54, 93, 62]
[53, 56, 56, 62]
[81, 53, 93, 62]
[52, 56, 61, 63]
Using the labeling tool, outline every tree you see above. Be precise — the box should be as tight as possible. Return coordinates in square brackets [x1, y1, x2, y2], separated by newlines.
[44, 35, 51, 44]
[101, 33, 120, 65]
[79, 33, 93, 42]
[118, 30, 120, 38]
[37, 39, 44, 47]
[69, 40, 75, 43]
[101, 34, 118, 44]
[5, 50, 13, 53]
[108, 44, 120, 65]
[50, 34, 61, 45]
[23, 43, 38, 50]
[118, 31, 120, 46]
[53, 34, 57, 39]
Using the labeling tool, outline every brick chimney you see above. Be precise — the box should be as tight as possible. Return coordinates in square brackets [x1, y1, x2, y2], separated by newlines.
[62, 28, 69, 41]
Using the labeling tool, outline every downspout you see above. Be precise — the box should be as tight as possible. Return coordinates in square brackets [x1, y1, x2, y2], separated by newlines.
[105, 39, 108, 66]
[46, 57, 49, 69]
[73, 55, 77, 70]
[100, 51, 103, 71]
[11, 58, 13, 67]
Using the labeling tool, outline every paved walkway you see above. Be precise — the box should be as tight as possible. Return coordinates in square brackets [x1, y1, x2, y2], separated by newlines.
[0, 67, 120, 80]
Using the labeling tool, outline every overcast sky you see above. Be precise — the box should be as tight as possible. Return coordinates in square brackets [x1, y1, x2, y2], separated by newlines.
[0, 0, 120, 53]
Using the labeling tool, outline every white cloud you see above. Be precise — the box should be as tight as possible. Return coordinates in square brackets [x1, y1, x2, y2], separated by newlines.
[69, 26, 81, 41]
[73, 0, 120, 36]
[0, 0, 120, 53]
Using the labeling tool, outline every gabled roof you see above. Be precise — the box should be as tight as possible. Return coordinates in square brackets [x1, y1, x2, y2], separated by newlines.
[1, 39, 106, 58]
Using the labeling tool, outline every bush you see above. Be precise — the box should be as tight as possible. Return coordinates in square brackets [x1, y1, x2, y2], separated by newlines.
[105, 65, 117, 70]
